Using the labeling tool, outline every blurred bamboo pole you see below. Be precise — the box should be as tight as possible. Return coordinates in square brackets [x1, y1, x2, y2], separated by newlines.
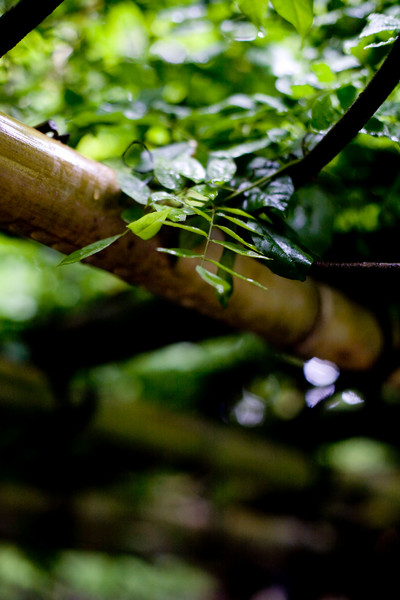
[0, 112, 384, 369]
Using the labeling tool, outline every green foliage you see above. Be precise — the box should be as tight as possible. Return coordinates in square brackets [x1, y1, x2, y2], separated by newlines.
[2, 0, 400, 302]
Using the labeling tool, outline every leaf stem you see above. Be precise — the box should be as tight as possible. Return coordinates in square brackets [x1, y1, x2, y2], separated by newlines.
[201, 206, 216, 267]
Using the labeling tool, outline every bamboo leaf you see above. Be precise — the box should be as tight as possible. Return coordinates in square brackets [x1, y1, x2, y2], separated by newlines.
[59, 233, 125, 266]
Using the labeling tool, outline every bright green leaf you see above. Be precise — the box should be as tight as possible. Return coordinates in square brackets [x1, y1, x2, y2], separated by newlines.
[215, 224, 259, 251]
[238, 0, 269, 29]
[196, 265, 232, 296]
[128, 208, 171, 240]
[212, 239, 272, 259]
[58, 233, 125, 266]
[271, 0, 313, 37]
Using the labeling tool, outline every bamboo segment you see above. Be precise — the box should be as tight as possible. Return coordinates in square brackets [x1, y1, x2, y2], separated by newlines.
[0, 112, 384, 369]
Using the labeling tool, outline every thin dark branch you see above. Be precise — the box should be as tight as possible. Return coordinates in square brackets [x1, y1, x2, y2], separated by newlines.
[0, 0, 65, 59]
[286, 33, 400, 188]
[313, 261, 400, 270]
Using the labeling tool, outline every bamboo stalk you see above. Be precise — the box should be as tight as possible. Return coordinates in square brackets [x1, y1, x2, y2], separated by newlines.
[0, 112, 384, 369]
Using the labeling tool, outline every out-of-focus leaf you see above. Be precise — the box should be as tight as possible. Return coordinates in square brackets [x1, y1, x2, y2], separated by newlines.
[287, 187, 334, 255]
[196, 265, 232, 296]
[128, 208, 171, 240]
[154, 159, 185, 190]
[243, 176, 295, 213]
[250, 222, 313, 280]
[215, 247, 235, 306]
[359, 13, 400, 38]
[206, 157, 237, 183]
[212, 138, 271, 159]
[336, 85, 357, 111]
[311, 94, 337, 131]
[58, 233, 125, 266]
[238, 0, 269, 29]
[116, 171, 151, 205]
[271, 0, 313, 37]
[174, 155, 206, 183]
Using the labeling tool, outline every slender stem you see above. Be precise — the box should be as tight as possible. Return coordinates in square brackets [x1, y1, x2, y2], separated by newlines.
[0, 0, 65, 59]
[287, 33, 400, 188]
[200, 206, 216, 266]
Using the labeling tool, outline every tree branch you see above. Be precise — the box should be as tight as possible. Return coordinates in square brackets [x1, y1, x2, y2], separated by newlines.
[0, 0, 65, 58]
[287, 33, 400, 187]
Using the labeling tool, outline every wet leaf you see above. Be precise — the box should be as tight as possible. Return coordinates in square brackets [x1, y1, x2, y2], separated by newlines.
[206, 157, 237, 183]
[212, 138, 270, 159]
[243, 176, 295, 213]
[250, 222, 313, 280]
[59, 233, 125, 266]
[117, 171, 151, 205]
[360, 13, 400, 38]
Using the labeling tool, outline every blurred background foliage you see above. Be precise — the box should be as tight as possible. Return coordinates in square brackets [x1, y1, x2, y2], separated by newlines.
[1, 0, 400, 598]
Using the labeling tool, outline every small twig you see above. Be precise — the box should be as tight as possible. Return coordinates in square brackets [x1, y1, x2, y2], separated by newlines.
[0, 0, 65, 59]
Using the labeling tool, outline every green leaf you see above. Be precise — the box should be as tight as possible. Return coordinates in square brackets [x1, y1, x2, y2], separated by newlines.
[206, 157, 237, 183]
[360, 13, 400, 38]
[238, 0, 269, 29]
[271, 0, 313, 37]
[157, 247, 203, 258]
[243, 176, 295, 213]
[215, 224, 259, 252]
[58, 233, 125, 266]
[206, 259, 268, 291]
[196, 265, 232, 296]
[117, 171, 151, 205]
[174, 155, 206, 183]
[311, 95, 337, 131]
[336, 85, 357, 111]
[215, 247, 235, 307]
[212, 239, 272, 259]
[154, 159, 185, 190]
[250, 222, 313, 280]
[217, 214, 260, 234]
[163, 221, 208, 237]
[212, 138, 271, 159]
[128, 208, 171, 240]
